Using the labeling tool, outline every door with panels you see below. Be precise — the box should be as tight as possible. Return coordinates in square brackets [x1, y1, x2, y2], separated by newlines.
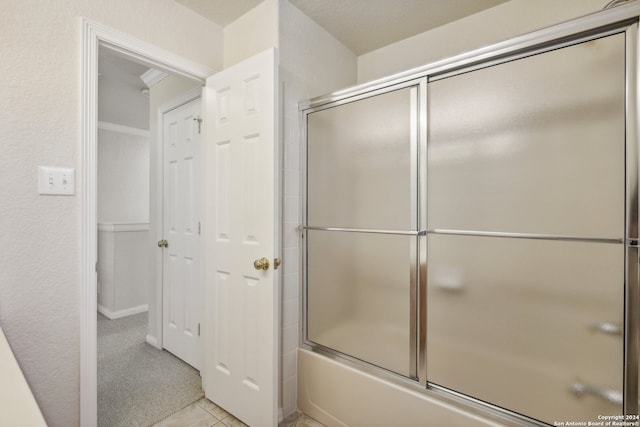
[426, 33, 627, 425]
[202, 48, 278, 427]
[162, 98, 202, 370]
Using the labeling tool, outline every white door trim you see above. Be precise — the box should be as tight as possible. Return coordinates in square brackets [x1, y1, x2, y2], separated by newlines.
[150, 88, 203, 352]
[80, 18, 214, 427]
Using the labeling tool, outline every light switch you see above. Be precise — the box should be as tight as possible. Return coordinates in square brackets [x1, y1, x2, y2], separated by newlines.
[38, 166, 75, 195]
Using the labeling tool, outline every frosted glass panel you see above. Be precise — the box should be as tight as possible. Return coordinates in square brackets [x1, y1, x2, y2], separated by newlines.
[427, 234, 624, 425]
[307, 230, 413, 376]
[307, 87, 414, 230]
[428, 34, 625, 238]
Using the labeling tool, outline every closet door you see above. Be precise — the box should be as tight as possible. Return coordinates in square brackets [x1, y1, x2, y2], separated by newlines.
[427, 33, 625, 425]
[306, 86, 418, 377]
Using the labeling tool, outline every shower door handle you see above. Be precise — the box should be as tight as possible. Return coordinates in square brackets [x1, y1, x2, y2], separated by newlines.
[589, 321, 622, 336]
[569, 380, 623, 405]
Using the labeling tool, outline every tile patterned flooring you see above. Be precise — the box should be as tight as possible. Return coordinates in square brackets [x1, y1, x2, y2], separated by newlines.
[152, 397, 325, 427]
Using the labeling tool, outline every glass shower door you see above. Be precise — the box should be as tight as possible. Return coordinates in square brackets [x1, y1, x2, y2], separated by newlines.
[426, 33, 626, 424]
[305, 86, 418, 378]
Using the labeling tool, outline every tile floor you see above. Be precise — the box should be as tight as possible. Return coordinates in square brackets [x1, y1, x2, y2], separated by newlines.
[152, 397, 325, 427]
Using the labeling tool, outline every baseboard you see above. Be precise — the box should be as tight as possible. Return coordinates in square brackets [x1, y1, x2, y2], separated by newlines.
[146, 334, 161, 349]
[98, 304, 148, 320]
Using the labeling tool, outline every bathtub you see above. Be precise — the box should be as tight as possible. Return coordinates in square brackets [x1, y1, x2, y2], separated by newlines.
[297, 348, 506, 427]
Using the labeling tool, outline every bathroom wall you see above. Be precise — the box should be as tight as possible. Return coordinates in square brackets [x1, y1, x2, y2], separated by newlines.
[279, 0, 357, 417]
[224, 0, 279, 69]
[357, 0, 610, 83]
[0, 1, 222, 424]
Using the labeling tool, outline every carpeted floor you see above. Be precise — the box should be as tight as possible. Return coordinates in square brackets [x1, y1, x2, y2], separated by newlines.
[98, 312, 204, 427]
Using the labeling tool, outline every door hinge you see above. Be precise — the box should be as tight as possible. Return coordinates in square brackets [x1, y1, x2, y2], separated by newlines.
[95, 262, 98, 273]
[198, 323, 201, 336]
[193, 116, 203, 134]
[198, 221, 201, 235]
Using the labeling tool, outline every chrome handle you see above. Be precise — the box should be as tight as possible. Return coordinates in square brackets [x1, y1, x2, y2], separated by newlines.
[589, 321, 622, 336]
[157, 239, 168, 248]
[254, 257, 269, 271]
[569, 380, 623, 405]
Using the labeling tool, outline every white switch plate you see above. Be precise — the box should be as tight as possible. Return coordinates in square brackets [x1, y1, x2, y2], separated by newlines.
[38, 166, 75, 195]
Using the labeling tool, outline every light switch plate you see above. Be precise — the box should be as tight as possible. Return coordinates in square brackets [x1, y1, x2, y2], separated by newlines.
[38, 166, 75, 195]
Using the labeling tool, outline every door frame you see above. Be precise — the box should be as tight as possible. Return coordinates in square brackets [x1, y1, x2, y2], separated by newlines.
[80, 18, 214, 426]
[152, 89, 203, 352]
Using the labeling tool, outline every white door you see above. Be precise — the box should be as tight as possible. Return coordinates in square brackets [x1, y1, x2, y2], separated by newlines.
[202, 48, 279, 427]
[162, 98, 202, 370]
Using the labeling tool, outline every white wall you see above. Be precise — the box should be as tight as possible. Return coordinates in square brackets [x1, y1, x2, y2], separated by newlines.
[223, 0, 279, 69]
[98, 129, 150, 223]
[279, 0, 357, 417]
[0, 1, 222, 425]
[357, 0, 610, 83]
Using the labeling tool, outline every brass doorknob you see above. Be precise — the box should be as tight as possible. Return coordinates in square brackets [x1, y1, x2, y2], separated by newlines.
[157, 239, 168, 248]
[254, 257, 269, 270]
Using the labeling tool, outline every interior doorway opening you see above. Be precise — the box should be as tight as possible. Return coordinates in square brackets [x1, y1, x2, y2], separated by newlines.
[81, 18, 213, 426]
[95, 46, 205, 426]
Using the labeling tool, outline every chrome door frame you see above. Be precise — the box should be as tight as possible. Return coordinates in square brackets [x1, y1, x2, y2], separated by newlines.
[625, 21, 639, 418]
[300, 3, 640, 425]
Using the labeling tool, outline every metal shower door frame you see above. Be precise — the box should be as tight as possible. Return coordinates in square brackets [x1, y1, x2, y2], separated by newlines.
[300, 78, 425, 381]
[300, 3, 640, 424]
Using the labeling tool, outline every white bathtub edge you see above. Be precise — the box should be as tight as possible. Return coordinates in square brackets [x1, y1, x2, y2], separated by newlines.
[297, 348, 505, 427]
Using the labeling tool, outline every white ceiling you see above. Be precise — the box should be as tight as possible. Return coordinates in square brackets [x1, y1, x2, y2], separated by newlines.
[175, 0, 509, 55]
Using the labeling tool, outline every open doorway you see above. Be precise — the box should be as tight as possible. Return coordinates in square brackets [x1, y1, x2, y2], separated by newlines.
[80, 18, 216, 426]
[96, 47, 204, 426]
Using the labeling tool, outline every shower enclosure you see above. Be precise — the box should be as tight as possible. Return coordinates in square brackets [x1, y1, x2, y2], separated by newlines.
[301, 8, 639, 427]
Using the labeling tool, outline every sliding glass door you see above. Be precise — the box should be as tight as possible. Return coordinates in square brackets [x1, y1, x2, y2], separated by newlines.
[305, 86, 419, 378]
[302, 19, 636, 427]
[426, 33, 626, 424]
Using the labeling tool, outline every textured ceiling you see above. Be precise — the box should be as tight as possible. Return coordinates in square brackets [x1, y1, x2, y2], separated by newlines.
[175, 0, 263, 27]
[174, 0, 509, 55]
[288, 0, 510, 55]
